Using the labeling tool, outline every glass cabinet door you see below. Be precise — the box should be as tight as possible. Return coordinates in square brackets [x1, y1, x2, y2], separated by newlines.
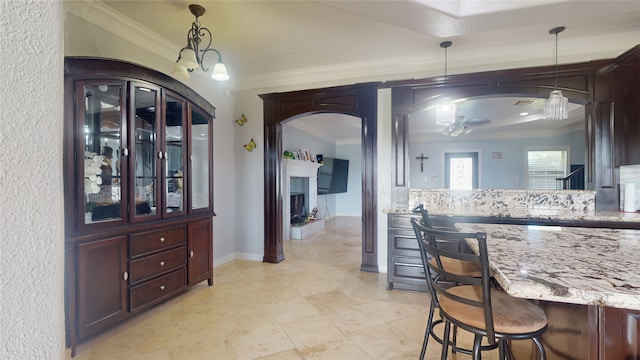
[164, 93, 186, 216]
[190, 106, 212, 211]
[131, 84, 160, 221]
[80, 81, 125, 225]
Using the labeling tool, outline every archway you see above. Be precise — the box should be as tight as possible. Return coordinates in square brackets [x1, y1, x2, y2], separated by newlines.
[259, 82, 380, 272]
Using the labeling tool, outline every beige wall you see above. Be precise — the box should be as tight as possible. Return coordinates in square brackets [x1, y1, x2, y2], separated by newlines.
[1, 1, 66, 358]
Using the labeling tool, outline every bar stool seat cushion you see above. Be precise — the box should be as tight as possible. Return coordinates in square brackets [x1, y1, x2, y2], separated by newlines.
[439, 285, 548, 334]
[430, 257, 482, 277]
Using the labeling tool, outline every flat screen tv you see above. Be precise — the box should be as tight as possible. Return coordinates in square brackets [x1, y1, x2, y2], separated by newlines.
[317, 158, 349, 194]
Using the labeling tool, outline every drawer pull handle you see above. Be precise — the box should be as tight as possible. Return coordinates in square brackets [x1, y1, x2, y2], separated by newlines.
[190, 250, 194, 258]
[395, 263, 421, 268]
[123, 272, 128, 281]
[160, 285, 165, 290]
[160, 237, 165, 242]
[160, 261, 165, 266]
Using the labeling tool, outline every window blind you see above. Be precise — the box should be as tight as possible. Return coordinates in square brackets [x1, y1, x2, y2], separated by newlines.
[527, 150, 568, 190]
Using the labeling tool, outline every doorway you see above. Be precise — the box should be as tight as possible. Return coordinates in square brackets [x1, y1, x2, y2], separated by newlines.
[445, 152, 478, 189]
[260, 83, 380, 272]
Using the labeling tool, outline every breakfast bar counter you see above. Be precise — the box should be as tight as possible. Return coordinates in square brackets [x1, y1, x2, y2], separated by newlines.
[454, 222, 640, 359]
[386, 204, 640, 227]
[456, 223, 640, 310]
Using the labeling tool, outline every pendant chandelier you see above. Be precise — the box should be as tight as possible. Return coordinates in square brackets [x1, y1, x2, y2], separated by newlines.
[436, 41, 456, 126]
[171, 4, 230, 81]
[543, 26, 568, 120]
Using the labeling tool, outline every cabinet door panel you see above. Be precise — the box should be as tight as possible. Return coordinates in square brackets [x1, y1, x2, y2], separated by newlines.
[190, 105, 213, 212]
[603, 307, 640, 359]
[131, 83, 161, 222]
[76, 236, 127, 338]
[163, 93, 187, 217]
[78, 81, 126, 227]
[188, 219, 213, 286]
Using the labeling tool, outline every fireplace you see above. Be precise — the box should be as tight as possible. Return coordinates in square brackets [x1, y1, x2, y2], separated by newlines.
[283, 159, 324, 240]
[290, 192, 306, 225]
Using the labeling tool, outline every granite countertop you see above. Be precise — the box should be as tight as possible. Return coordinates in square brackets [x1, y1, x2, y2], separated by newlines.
[455, 223, 640, 310]
[384, 204, 640, 223]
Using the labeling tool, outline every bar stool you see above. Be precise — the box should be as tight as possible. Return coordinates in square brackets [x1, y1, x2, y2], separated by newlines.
[411, 205, 494, 359]
[411, 218, 548, 360]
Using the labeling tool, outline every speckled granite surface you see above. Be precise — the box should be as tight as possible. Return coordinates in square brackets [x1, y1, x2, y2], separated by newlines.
[384, 204, 640, 223]
[455, 223, 640, 310]
[410, 189, 596, 211]
[384, 188, 640, 223]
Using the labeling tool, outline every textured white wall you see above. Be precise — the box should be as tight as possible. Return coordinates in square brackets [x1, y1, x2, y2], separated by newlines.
[0, 1, 66, 358]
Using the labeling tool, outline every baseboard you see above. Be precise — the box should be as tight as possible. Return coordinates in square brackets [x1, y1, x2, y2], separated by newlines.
[213, 252, 262, 268]
[233, 252, 264, 262]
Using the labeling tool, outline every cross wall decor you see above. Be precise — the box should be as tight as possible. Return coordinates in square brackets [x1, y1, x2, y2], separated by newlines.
[416, 153, 429, 172]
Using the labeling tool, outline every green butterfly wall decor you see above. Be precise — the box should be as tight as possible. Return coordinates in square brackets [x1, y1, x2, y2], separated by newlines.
[235, 114, 247, 126]
[244, 138, 256, 152]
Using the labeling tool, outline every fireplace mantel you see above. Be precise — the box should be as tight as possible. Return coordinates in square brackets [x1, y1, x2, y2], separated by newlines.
[285, 159, 323, 177]
[284, 159, 324, 240]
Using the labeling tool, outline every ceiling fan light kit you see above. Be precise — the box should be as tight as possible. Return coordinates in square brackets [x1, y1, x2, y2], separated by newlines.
[442, 116, 472, 137]
[543, 26, 568, 120]
[171, 4, 230, 81]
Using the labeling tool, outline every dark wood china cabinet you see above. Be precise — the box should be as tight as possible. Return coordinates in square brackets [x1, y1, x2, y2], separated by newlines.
[63, 57, 215, 356]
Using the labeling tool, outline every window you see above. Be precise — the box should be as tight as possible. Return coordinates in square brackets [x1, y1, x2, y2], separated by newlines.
[527, 148, 568, 190]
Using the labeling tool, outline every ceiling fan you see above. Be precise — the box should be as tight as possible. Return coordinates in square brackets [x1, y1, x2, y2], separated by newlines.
[441, 114, 494, 136]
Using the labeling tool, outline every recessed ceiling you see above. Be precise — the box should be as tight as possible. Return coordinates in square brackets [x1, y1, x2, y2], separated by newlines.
[288, 96, 585, 143]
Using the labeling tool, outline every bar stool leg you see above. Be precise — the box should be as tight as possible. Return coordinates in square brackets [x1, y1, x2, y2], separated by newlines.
[472, 334, 483, 360]
[533, 337, 546, 360]
[420, 303, 435, 360]
[440, 320, 451, 360]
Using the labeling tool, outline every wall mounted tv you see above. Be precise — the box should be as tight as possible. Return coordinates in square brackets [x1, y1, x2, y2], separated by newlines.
[317, 158, 349, 194]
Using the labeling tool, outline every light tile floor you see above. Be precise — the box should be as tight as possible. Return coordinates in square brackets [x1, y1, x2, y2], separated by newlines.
[67, 216, 501, 359]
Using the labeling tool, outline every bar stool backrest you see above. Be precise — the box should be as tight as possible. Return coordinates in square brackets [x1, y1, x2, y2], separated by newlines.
[410, 218, 497, 345]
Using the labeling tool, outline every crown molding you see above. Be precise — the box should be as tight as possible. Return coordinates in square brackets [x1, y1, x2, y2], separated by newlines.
[65, 0, 178, 64]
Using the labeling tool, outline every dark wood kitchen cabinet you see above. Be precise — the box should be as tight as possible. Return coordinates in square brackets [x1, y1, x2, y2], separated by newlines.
[602, 307, 640, 359]
[387, 213, 459, 291]
[74, 236, 128, 340]
[64, 58, 216, 356]
[613, 45, 640, 167]
[188, 219, 214, 286]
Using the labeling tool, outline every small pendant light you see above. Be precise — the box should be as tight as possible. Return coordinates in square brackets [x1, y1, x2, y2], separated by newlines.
[543, 26, 568, 120]
[436, 41, 456, 126]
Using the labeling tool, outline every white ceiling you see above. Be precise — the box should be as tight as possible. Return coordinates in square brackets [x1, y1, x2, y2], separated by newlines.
[81, 0, 639, 142]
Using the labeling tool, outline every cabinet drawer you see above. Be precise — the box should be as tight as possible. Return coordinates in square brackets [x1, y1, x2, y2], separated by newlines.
[389, 229, 420, 256]
[130, 268, 187, 311]
[130, 226, 185, 256]
[129, 247, 186, 284]
[388, 214, 418, 229]
[390, 256, 426, 280]
[389, 255, 428, 291]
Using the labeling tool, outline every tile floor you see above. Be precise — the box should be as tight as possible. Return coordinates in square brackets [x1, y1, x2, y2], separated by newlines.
[67, 216, 501, 359]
